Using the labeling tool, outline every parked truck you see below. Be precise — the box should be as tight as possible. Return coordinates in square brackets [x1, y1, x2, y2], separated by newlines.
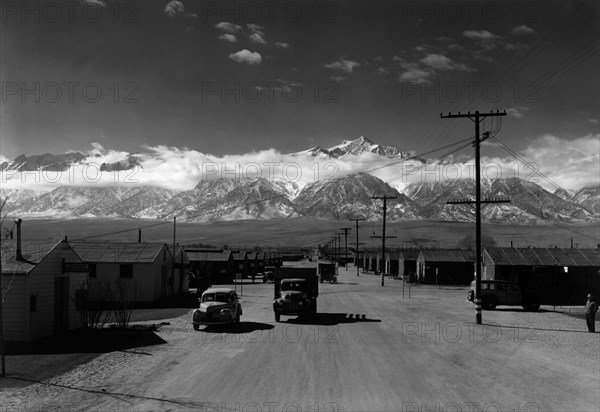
[273, 264, 318, 322]
[318, 262, 337, 283]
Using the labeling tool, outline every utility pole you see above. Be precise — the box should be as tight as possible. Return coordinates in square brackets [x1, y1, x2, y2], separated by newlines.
[172, 215, 177, 296]
[340, 227, 352, 268]
[441, 110, 507, 325]
[371, 195, 397, 286]
[349, 218, 366, 276]
[336, 233, 343, 266]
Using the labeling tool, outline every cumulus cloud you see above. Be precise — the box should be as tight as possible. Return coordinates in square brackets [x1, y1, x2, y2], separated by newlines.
[82, 0, 106, 6]
[399, 69, 431, 84]
[420, 54, 472, 71]
[215, 21, 243, 34]
[463, 30, 500, 41]
[219, 34, 238, 43]
[324, 59, 360, 74]
[275, 42, 290, 49]
[228, 49, 262, 65]
[515, 134, 600, 190]
[507, 107, 530, 119]
[510, 25, 537, 36]
[1, 135, 597, 193]
[164, 0, 185, 17]
[249, 33, 267, 44]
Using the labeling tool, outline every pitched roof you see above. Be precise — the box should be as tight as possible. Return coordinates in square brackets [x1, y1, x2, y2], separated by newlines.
[70, 241, 166, 264]
[187, 250, 232, 262]
[484, 247, 600, 266]
[1, 240, 62, 274]
[419, 249, 474, 262]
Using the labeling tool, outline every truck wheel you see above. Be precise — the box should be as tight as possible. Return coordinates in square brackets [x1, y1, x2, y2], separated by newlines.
[275, 313, 280, 322]
[193, 324, 199, 331]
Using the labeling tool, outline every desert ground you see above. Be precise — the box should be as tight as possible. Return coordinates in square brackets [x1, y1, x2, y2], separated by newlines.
[1, 265, 598, 411]
[7, 217, 600, 249]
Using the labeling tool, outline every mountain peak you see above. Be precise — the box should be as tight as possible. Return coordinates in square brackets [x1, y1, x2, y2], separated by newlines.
[291, 136, 408, 159]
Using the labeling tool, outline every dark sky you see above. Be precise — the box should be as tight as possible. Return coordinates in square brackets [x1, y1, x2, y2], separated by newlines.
[1, 0, 598, 161]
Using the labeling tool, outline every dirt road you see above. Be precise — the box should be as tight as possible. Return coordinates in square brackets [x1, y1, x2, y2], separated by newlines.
[2, 267, 599, 411]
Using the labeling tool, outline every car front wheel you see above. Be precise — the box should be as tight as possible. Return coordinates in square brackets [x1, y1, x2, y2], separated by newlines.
[275, 312, 280, 322]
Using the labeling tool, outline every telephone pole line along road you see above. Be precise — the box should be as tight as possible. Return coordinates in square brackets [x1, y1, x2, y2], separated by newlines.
[371, 195, 397, 287]
[441, 110, 507, 325]
[349, 218, 366, 276]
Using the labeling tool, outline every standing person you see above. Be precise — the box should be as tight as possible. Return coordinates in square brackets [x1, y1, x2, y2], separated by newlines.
[585, 294, 598, 333]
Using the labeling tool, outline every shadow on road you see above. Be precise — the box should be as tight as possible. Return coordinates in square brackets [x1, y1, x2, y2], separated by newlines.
[5, 326, 167, 355]
[491, 308, 551, 313]
[483, 323, 594, 334]
[3, 376, 222, 410]
[286, 313, 381, 326]
[202, 321, 274, 334]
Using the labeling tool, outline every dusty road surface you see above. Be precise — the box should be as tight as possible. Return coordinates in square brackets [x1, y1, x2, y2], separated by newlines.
[2, 266, 599, 411]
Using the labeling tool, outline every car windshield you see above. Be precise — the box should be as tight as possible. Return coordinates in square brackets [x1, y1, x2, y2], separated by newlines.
[282, 281, 305, 291]
[202, 292, 230, 303]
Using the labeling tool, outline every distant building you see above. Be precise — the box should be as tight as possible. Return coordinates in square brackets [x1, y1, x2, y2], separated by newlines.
[246, 252, 258, 278]
[231, 250, 248, 279]
[186, 249, 234, 285]
[417, 249, 475, 285]
[483, 247, 600, 305]
[399, 249, 420, 280]
[169, 245, 190, 295]
[1, 234, 88, 342]
[71, 241, 174, 304]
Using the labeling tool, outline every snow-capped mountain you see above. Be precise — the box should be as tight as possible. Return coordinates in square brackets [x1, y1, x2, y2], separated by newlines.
[1, 152, 86, 172]
[295, 174, 422, 220]
[291, 136, 411, 159]
[4, 186, 176, 218]
[1, 138, 598, 223]
[574, 186, 600, 215]
[137, 178, 298, 222]
[402, 178, 595, 223]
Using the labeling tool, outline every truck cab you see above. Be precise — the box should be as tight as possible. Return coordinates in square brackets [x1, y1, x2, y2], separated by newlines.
[273, 264, 318, 322]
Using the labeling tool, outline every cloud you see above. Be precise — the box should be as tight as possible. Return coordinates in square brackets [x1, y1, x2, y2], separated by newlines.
[2, 134, 597, 194]
[246, 23, 264, 34]
[275, 42, 290, 49]
[324, 59, 360, 74]
[587, 118, 599, 124]
[330, 76, 347, 82]
[517, 134, 600, 191]
[463, 30, 500, 41]
[228, 49, 262, 65]
[507, 107, 530, 119]
[399, 69, 431, 84]
[510, 25, 537, 36]
[420, 54, 472, 71]
[215, 21, 243, 34]
[83, 0, 106, 6]
[164, 0, 185, 17]
[219, 34, 238, 43]
[249, 33, 267, 44]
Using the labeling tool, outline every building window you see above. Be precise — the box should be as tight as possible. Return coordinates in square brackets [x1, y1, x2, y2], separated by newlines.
[89, 263, 97, 278]
[120, 264, 133, 278]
